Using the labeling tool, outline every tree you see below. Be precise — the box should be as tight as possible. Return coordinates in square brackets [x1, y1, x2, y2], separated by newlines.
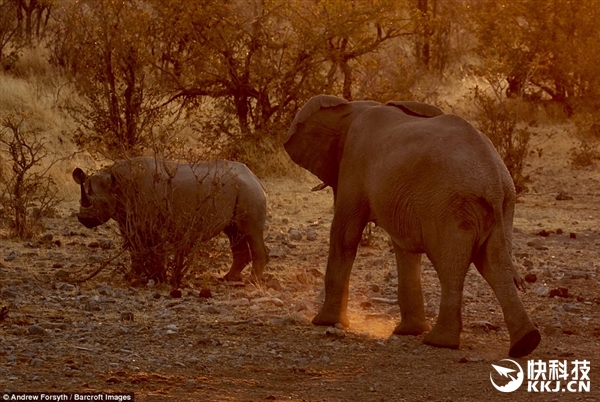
[51, 0, 169, 157]
[468, 0, 600, 114]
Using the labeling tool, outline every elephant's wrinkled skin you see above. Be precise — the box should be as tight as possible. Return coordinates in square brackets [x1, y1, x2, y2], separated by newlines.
[284, 95, 540, 357]
[73, 157, 268, 282]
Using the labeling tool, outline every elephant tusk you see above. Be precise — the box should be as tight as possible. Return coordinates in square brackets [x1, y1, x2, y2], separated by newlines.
[311, 182, 328, 192]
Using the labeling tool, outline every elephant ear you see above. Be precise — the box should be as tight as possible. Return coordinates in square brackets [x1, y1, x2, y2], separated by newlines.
[386, 101, 444, 118]
[284, 95, 375, 189]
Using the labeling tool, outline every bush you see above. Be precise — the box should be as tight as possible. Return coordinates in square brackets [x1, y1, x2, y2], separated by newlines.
[469, 86, 531, 194]
[0, 112, 61, 238]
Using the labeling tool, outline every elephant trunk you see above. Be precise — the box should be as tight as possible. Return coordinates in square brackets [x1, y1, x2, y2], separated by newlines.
[80, 183, 91, 208]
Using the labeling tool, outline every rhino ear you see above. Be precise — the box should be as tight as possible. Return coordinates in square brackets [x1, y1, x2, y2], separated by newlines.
[386, 101, 444, 118]
[72, 168, 87, 184]
[284, 95, 375, 188]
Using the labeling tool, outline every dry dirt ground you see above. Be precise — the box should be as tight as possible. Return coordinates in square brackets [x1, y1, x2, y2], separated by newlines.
[0, 127, 599, 401]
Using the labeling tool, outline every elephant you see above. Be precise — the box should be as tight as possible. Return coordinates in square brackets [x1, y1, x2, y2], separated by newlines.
[284, 95, 540, 358]
[72, 157, 268, 283]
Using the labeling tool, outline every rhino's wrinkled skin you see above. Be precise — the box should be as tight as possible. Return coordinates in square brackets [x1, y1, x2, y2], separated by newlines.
[73, 157, 268, 282]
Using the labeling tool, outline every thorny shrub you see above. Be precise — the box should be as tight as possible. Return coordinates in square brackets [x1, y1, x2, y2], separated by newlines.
[570, 115, 600, 169]
[470, 86, 531, 194]
[0, 112, 61, 239]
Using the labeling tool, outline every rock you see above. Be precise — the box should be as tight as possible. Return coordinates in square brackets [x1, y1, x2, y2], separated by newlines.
[200, 305, 221, 315]
[120, 312, 134, 322]
[325, 327, 346, 339]
[523, 259, 534, 269]
[556, 192, 573, 201]
[147, 280, 156, 288]
[39, 234, 53, 243]
[369, 284, 381, 293]
[30, 358, 44, 367]
[227, 298, 250, 307]
[99, 240, 114, 250]
[306, 230, 317, 241]
[170, 289, 182, 298]
[1, 288, 18, 299]
[288, 229, 303, 241]
[537, 230, 550, 237]
[570, 271, 590, 280]
[569, 232, 577, 239]
[27, 324, 47, 336]
[533, 285, 550, 296]
[294, 301, 312, 312]
[526, 239, 548, 250]
[268, 248, 286, 258]
[562, 303, 582, 313]
[308, 268, 324, 278]
[360, 301, 373, 309]
[87, 242, 100, 248]
[556, 228, 563, 235]
[166, 324, 178, 331]
[524, 273, 537, 283]
[266, 278, 282, 292]
[270, 298, 284, 307]
[4, 251, 17, 262]
[96, 285, 112, 295]
[470, 321, 501, 333]
[199, 289, 212, 299]
[549, 287, 569, 298]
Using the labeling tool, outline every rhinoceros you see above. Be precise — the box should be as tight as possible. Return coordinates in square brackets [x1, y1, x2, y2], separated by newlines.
[72, 157, 268, 283]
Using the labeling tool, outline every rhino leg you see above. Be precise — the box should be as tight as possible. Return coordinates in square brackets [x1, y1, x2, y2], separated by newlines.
[247, 235, 268, 282]
[223, 224, 251, 282]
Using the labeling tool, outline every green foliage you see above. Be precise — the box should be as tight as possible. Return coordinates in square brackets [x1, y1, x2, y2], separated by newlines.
[0, 112, 60, 239]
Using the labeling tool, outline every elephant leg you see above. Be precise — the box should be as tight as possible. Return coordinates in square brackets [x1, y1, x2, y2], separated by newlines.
[392, 245, 431, 335]
[223, 224, 251, 282]
[312, 206, 368, 328]
[474, 231, 540, 357]
[423, 246, 471, 349]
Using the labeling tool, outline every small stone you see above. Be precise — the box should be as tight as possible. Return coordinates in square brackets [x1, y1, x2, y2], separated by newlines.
[537, 230, 550, 237]
[570, 271, 590, 280]
[30, 358, 44, 367]
[87, 242, 100, 248]
[526, 239, 548, 250]
[306, 230, 317, 241]
[321, 356, 330, 363]
[28, 324, 47, 336]
[562, 303, 582, 313]
[170, 289, 182, 298]
[120, 312, 134, 322]
[370, 297, 398, 305]
[185, 379, 196, 388]
[1, 288, 18, 299]
[228, 298, 250, 307]
[369, 284, 381, 293]
[147, 279, 156, 288]
[199, 289, 212, 299]
[523, 259, 534, 269]
[152, 293, 161, 299]
[294, 301, 311, 312]
[325, 327, 346, 339]
[524, 273, 537, 283]
[200, 305, 221, 315]
[99, 240, 114, 250]
[96, 285, 112, 295]
[533, 285, 550, 296]
[268, 248, 286, 258]
[270, 298, 284, 307]
[556, 228, 564, 235]
[556, 192, 573, 201]
[549, 287, 569, 298]
[266, 278, 282, 292]
[166, 324, 178, 331]
[569, 232, 577, 239]
[288, 229, 303, 241]
[470, 321, 501, 332]
[40, 234, 53, 243]
[4, 251, 17, 262]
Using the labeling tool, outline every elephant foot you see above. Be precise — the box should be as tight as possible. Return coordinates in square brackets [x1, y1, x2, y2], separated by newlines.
[393, 320, 431, 336]
[312, 309, 350, 328]
[423, 327, 460, 350]
[509, 328, 541, 358]
[223, 272, 243, 282]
